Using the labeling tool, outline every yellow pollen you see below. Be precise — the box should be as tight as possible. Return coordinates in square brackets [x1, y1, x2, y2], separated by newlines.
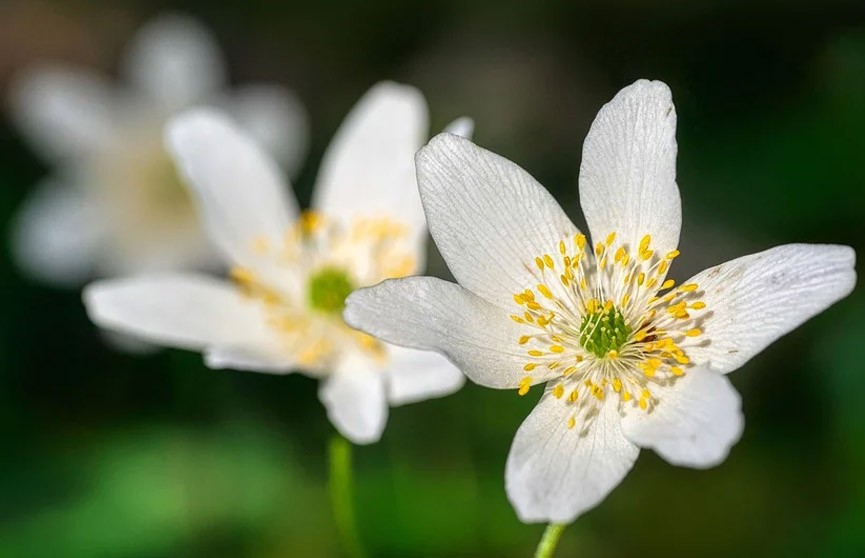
[567, 416, 577, 429]
[661, 279, 675, 290]
[605, 232, 617, 246]
[519, 335, 531, 345]
[568, 389, 578, 402]
[640, 249, 654, 261]
[559, 240, 566, 255]
[658, 260, 669, 274]
[637, 272, 645, 286]
[528, 350, 544, 357]
[671, 366, 684, 376]
[680, 283, 699, 292]
[691, 301, 707, 309]
[553, 384, 565, 399]
[543, 254, 555, 269]
[607, 350, 618, 359]
[595, 243, 603, 257]
[538, 284, 554, 299]
[575, 233, 586, 249]
[639, 235, 652, 252]
[513, 294, 525, 305]
[614, 246, 626, 262]
[523, 363, 536, 371]
[686, 328, 702, 337]
[549, 345, 565, 353]
[666, 250, 680, 259]
[535, 257, 544, 271]
[518, 377, 532, 396]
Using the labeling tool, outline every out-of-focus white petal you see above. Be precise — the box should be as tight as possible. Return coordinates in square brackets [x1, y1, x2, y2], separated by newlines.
[443, 116, 474, 139]
[9, 65, 116, 161]
[83, 274, 284, 358]
[415, 133, 578, 305]
[621, 365, 743, 468]
[683, 244, 856, 374]
[312, 82, 428, 242]
[225, 84, 309, 176]
[165, 108, 298, 267]
[579, 79, 681, 258]
[385, 344, 465, 406]
[344, 277, 556, 389]
[319, 354, 388, 445]
[11, 180, 104, 286]
[505, 392, 639, 523]
[121, 13, 226, 111]
[204, 346, 294, 374]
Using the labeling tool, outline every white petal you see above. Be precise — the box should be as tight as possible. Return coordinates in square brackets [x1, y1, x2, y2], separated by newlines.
[121, 13, 225, 110]
[9, 65, 116, 160]
[506, 393, 639, 523]
[344, 277, 555, 389]
[11, 180, 104, 286]
[415, 133, 579, 305]
[443, 116, 474, 139]
[385, 344, 465, 406]
[684, 244, 856, 374]
[311, 82, 428, 241]
[204, 346, 294, 374]
[225, 84, 309, 176]
[83, 274, 282, 357]
[319, 355, 388, 445]
[578, 79, 681, 257]
[165, 108, 298, 267]
[621, 366, 743, 468]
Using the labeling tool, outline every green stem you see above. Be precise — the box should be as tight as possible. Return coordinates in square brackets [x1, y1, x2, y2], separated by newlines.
[534, 523, 567, 558]
[328, 434, 367, 558]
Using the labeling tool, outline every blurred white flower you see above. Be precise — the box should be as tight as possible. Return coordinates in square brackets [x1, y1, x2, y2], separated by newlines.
[343, 80, 857, 521]
[9, 13, 308, 285]
[84, 82, 471, 444]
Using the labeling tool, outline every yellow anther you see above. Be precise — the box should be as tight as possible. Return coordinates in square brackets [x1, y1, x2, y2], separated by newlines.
[563, 366, 576, 376]
[614, 246, 626, 262]
[666, 250, 680, 259]
[686, 328, 702, 337]
[640, 249, 654, 261]
[599, 256, 608, 270]
[607, 350, 619, 359]
[680, 283, 699, 292]
[559, 240, 566, 255]
[612, 378, 622, 392]
[622, 391, 632, 402]
[621, 293, 631, 307]
[549, 345, 565, 354]
[524, 312, 534, 323]
[518, 377, 532, 396]
[535, 257, 544, 271]
[551, 335, 563, 343]
[671, 366, 684, 376]
[634, 329, 648, 342]
[580, 277, 588, 290]
[568, 389, 578, 402]
[675, 354, 690, 364]
[595, 242, 603, 257]
[523, 290, 535, 301]
[639, 235, 652, 252]
[523, 363, 536, 371]
[637, 272, 645, 286]
[510, 315, 525, 324]
[513, 293, 525, 305]
[658, 260, 669, 274]
[603, 300, 614, 312]
[527, 350, 543, 357]
[575, 233, 586, 249]
[560, 274, 570, 287]
[691, 301, 706, 310]
[675, 310, 690, 320]
[647, 296, 660, 304]
[538, 284, 553, 299]
[661, 279, 675, 290]
[646, 277, 657, 288]
[567, 416, 577, 429]
[230, 266, 256, 284]
[543, 254, 555, 269]
[518, 335, 530, 345]
[526, 301, 542, 311]
[553, 384, 565, 399]
[639, 398, 648, 410]
[605, 232, 617, 246]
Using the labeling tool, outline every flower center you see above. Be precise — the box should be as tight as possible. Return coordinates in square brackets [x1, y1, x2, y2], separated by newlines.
[510, 232, 707, 428]
[579, 304, 631, 358]
[308, 267, 355, 314]
[229, 211, 417, 370]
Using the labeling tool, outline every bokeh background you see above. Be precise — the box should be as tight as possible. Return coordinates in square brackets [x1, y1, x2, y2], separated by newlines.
[1, 0, 864, 556]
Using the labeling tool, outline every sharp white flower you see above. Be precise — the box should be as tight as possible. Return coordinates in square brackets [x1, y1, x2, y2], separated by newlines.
[9, 13, 308, 285]
[343, 79, 857, 522]
[84, 82, 472, 444]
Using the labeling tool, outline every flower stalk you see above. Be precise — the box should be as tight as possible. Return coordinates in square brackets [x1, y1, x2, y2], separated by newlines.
[329, 434, 366, 558]
[534, 523, 567, 558]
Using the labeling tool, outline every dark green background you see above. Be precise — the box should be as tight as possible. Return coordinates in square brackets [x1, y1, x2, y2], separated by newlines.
[1, 0, 863, 556]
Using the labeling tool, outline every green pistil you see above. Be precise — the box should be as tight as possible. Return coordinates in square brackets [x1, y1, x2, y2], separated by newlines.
[579, 305, 632, 358]
[308, 267, 354, 314]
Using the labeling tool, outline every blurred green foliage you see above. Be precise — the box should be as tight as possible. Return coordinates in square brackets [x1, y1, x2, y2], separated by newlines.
[1, 0, 864, 556]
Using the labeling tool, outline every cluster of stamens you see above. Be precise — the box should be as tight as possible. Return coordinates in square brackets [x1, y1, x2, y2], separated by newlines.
[230, 211, 417, 369]
[510, 232, 707, 430]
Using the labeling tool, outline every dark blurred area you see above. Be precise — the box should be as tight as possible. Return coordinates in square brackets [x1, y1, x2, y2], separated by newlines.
[1, 0, 864, 556]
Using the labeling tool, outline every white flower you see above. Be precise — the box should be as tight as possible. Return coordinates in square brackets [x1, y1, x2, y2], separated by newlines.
[343, 80, 857, 522]
[84, 82, 471, 444]
[9, 13, 308, 286]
